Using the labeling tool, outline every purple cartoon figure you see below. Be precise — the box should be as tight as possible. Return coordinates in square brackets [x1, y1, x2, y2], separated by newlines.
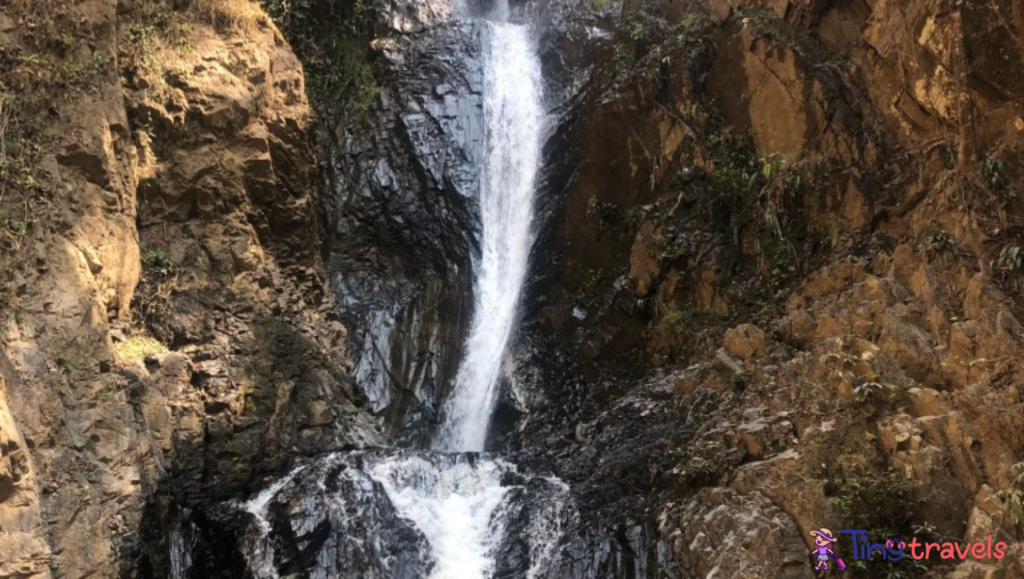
[811, 528, 846, 572]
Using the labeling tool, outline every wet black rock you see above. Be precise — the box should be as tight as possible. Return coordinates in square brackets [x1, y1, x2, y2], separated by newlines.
[324, 0, 493, 444]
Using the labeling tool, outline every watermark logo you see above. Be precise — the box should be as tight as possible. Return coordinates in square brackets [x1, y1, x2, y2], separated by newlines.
[841, 530, 1008, 562]
[810, 528, 846, 572]
[810, 528, 1010, 572]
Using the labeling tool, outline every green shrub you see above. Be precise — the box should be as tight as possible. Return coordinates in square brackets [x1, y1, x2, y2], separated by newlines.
[586, 195, 624, 225]
[142, 249, 174, 277]
[997, 244, 1024, 275]
[261, 0, 379, 121]
[1005, 461, 1024, 529]
[925, 231, 957, 267]
[982, 156, 1011, 197]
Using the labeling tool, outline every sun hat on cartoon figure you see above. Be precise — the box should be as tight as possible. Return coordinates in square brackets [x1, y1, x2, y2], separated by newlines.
[810, 528, 844, 571]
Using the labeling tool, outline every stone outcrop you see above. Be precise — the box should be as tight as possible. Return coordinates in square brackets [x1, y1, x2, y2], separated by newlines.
[514, 0, 1024, 576]
[0, 1, 379, 576]
[323, 0, 492, 444]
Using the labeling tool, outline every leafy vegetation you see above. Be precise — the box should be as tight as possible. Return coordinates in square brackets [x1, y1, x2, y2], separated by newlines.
[658, 305, 727, 341]
[998, 243, 1024, 272]
[997, 243, 1024, 281]
[659, 306, 691, 337]
[982, 155, 1010, 195]
[143, 249, 176, 277]
[834, 474, 916, 539]
[586, 195, 639, 228]
[746, 6, 829, 62]
[821, 449, 936, 579]
[0, 216, 27, 246]
[1003, 461, 1024, 534]
[925, 231, 957, 267]
[261, 0, 379, 121]
[0, 84, 50, 207]
[608, 7, 712, 84]
[701, 113, 807, 292]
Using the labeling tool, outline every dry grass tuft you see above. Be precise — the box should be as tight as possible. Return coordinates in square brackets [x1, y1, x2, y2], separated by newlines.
[114, 335, 169, 366]
[186, 0, 270, 34]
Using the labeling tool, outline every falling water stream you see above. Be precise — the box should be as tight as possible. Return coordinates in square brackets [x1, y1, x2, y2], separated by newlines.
[232, 4, 570, 578]
[435, 17, 545, 452]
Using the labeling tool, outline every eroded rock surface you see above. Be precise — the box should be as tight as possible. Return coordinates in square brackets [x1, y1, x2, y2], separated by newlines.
[512, 0, 1024, 576]
[0, 2, 379, 577]
[324, 0, 492, 444]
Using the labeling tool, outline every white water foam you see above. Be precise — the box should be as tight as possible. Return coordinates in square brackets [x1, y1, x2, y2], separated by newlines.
[368, 456, 512, 579]
[242, 467, 308, 579]
[436, 18, 546, 452]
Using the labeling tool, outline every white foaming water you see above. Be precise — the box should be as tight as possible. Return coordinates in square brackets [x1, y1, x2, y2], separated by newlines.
[242, 467, 308, 579]
[369, 456, 512, 579]
[239, 453, 572, 579]
[436, 17, 546, 452]
[169, 518, 196, 579]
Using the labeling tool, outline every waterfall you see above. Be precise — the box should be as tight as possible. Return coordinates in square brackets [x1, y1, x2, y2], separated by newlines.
[436, 16, 545, 452]
[231, 4, 568, 578]
[238, 452, 573, 579]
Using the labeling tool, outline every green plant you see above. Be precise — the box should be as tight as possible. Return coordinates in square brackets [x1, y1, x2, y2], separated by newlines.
[95, 383, 119, 400]
[0, 94, 47, 201]
[677, 11, 707, 32]
[746, 7, 828, 62]
[997, 244, 1024, 275]
[586, 195, 622, 225]
[629, 18, 647, 42]
[123, 24, 158, 71]
[1005, 461, 1024, 528]
[833, 472, 932, 577]
[982, 155, 1011, 196]
[623, 206, 642, 224]
[826, 216, 848, 249]
[1, 216, 27, 239]
[852, 380, 885, 399]
[142, 249, 174, 277]
[58, 32, 74, 52]
[262, 0, 380, 122]
[65, 50, 112, 88]
[748, 8, 799, 48]
[925, 231, 957, 267]
[661, 307, 691, 335]
[834, 474, 915, 533]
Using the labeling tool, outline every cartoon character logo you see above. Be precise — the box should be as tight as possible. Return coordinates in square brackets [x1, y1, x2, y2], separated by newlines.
[811, 528, 846, 572]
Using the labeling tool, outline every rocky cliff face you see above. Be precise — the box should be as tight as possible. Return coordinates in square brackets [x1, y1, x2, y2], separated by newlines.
[0, 1, 379, 577]
[513, 0, 1024, 576]
[321, 0, 490, 445]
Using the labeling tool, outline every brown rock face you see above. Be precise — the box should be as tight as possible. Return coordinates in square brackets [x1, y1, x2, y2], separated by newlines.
[521, 0, 1024, 575]
[0, 1, 379, 576]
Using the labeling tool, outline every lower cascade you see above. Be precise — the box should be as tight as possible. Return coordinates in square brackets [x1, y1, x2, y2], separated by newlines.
[231, 6, 565, 579]
[239, 452, 572, 579]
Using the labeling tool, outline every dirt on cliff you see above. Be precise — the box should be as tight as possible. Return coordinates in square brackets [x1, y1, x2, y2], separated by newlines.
[0, 1, 379, 577]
